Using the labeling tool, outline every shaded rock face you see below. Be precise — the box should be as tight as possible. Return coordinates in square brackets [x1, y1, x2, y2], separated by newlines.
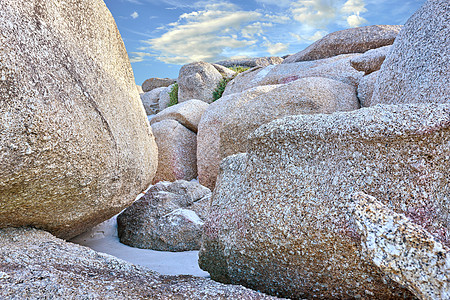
[215, 57, 284, 68]
[371, 0, 450, 105]
[141, 87, 166, 115]
[350, 45, 391, 75]
[151, 120, 197, 183]
[158, 84, 175, 111]
[197, 85, 280, 191]
[212, 64, 236, 79]
[141, 77, 176, 93]
[198, 78, 359, 190]
[357, 71, 378, 107]
[117, 180, 211, 251]
[150, 99, 209, 133]
[283, 25, 402, 64]
[0, 0, 158, 239]
[223, 54, 363, 97]
[178, 61, 223, 103]
[0, 228, 278, 299]
[351, 192, 450, 300]
[200, 104, 450, 299]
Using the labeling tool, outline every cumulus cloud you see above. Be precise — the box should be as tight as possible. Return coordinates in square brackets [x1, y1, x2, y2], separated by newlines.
[291, 0, 337, 28]
[131, 11, 139, 19]
[346, 14, 367, 27]
[263, 38, 289, 55]
[143, 3, 286, 64]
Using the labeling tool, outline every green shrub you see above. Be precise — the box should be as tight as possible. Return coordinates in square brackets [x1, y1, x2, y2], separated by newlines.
[227, 65, 250, 73]
[212, 78, 231, 102]
[211, 66, 250, 102]
[168, 82, 178, 107]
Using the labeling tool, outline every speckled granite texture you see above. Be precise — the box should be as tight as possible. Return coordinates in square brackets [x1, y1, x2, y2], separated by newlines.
[200, 103, 450, 299]
[371, 0, 450, 105]
[0, 0, 157, 239]
[351, 192, 449, 300]
[0, 227, 279, 299]
[283, 25, 402, 63]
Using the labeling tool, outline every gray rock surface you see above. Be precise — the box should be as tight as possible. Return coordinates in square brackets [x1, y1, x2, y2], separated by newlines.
[283, 25, 402, 64]
[117, 180, 211, 251]
[0, 227, 278, 299]
[215, 57, 284, 68]
[136, 84, 144, 94]
[212, 64, 236, 79]
[0, 0, 158, 239]
[350, 45, 391, 74]
[178, 61, 223, 103]
[371, 0, 450, 105]
[158, 84, 175, 111]
[197, 85, 280, 190]
[223, 54, 363, 97]
[198, 77, 359, 190]
[200, 103, 450, 299]
[142, 77, 176, 93]
[141, 87, 166, 115]
[351, 192, 449, 300]
[357, 71, 378, 107]
[150, 99, 209, 133]
[151, 120, 197, 183]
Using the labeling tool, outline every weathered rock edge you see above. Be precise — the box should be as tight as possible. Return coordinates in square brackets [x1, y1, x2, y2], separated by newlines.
[351, 192, 449, 300]
[0, 227, 279, 300]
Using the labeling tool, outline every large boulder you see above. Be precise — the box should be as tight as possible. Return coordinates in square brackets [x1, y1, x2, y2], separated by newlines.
[151, 120, 197, 183]
[198, 78, 359, 190]
[351, 192, 449, 300]
[141, 87, 166, 115]
[197, 85, 280, 191]
[158, 83, 175, 111]
[223, 54, 363, 97]
[371, 0, 450, 105]
[350, 45, 391, 75]
[283, 25, 402, 64]
[200, 103, 450, 298]
[0, 0, 158, 239]
[142, 77, 176, 92]
[0, 227, 278, 299]
[150, 99, 209, 133]
[215, 57, 284, 68]
[178, 61, 223, 103]
[117, 180, 211, 251]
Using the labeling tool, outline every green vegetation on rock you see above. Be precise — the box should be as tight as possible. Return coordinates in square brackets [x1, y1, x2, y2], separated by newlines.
[168, 82, 178, 107]
[212, 66, 250, 102]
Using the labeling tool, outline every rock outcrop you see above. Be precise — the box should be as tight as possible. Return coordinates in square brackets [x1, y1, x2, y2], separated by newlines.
[223, 54, 363, 97]
[200, 103, 450, 299]
[142, 77, 176, 93]
[0, 0, 158, 239]
[351, 192, 449, 300]
[198, 78, 359, 190]
[150, 99, 209, 133]
[151, 120, 197, 183]
[350, 45, 391, 75]
[141, 87, 167, 115]
[0, 227, 278, 299]
[371, 0, 450, 105]
[283, 25, 402, 64]
[215, 57, 284, 68]
[357, 71, 378, 107]
[117, 180, 211, 251]
[178, 62, 223, 103]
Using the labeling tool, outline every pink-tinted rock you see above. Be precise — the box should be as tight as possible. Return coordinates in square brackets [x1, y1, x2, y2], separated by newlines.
[152, 120, 197, 183]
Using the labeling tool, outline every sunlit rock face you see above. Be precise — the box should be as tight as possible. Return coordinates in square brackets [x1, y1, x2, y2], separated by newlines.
[0, 0, 158, 239]
[200, 103, 449, 299]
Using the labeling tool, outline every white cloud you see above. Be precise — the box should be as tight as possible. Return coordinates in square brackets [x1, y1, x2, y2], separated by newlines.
[144, 3, 271, 64]
[131, 11, 139, 19]
[346, 14, 367, 27]
[290, 0, 338, 28]
[129, 52, 153, 63]
[263, 39, 289, 55]
[341, 0, 367, 14]
[255, 0, 293, 7]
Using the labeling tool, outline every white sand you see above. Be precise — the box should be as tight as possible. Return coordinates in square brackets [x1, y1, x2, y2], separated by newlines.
[70, 187, 209, 278]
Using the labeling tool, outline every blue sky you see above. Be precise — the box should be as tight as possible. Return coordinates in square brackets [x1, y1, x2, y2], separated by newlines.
[104, 0, 425, 86]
